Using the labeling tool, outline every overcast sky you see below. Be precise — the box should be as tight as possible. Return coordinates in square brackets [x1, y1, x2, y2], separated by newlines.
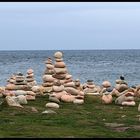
[0, 2, 140, 50]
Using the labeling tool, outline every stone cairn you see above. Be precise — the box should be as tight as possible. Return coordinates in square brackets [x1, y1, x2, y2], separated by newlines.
[115, 88, 136, 106]
[25, 68, 37, 89]
[52, 51, 68, 85]
[5, 72, 29, 92]
[83, 80, 100, 95]
[4, 71, 37, 108]
[47, 51, 84, 105]
[41, 57, 55, 94]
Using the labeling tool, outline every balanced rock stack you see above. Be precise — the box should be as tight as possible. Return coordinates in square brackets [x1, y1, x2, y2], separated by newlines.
[100, 80, 112, 96]
[52, 51, 68, 85]
[26, 68, 37, 89]
[122, 91, 135, 106]
[5, 72, 29, 91]
[4, 72, 36, 101]
[74, 79, 83, 91]
[7, 73, 16, 84]
[42, 58, 55, 93]
[44, 57, 54, 75]
[50, 79, 67, 102]
[83, 80, 100, 95]
[64, 74, 75, 88]
[101, 88, 113, 104]
[64, 75, 84, 97]
[115, 89, 136, 106]
[115, 75, 128, 94]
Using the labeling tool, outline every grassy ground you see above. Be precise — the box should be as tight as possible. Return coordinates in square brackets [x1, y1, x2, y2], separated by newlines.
[0, 94, 140, 138]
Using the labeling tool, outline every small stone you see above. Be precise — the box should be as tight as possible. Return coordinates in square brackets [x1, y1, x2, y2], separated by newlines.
[31, 107, 38, 113]
[42, 109, 57, 114]
[103, 119, 106, 121]
[121, 115, 126, 118]
[45, 102, 59, 109]
[120, 107, 123, 110]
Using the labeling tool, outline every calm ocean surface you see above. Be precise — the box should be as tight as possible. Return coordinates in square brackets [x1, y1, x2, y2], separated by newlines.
[0, 50, 140, 87]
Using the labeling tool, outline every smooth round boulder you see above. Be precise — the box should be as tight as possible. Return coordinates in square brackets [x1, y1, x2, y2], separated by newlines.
[53, 85, 64, 92]
[54, 51, 63, 59]
[45, 102, 59, 109]
[42, 82, 53, 87]
[64, 82, 75, 87]
[117, 84, 128, 93]
[54, 61, 66, 68]
[54, 67, 67, 74]
[46, 64, 54, 69]
[73, 99, 84, 104]
[52, 73, 66, 79]
[42, 75, 54, 82]
[101, 94, 113, 104]
[64, 87, 80, 95]
[53, 91, 67, 99]
[55, 58, 63, 62]
[61, 94, 75, 102]
[102, 81, 111, 88]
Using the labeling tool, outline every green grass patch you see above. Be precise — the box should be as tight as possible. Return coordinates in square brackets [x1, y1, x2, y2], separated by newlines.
[0, 95, 140, 138]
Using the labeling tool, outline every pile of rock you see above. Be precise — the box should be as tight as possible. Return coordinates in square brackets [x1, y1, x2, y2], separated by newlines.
[101, 87, 113, 104]
[83, 80, 100, 95]
[26, 68, 37, 89]
[100, 80, 112, 96]
[51, 80, 67, 101]
[4, 72, 36, 103]
[74, 79, 83, 91]
[5, 72, 29, 91]
[52, 51, 68, 85]
[115, 89, 136, 106]
[42, 58, 55, 93]
[115, 75, 128, 94]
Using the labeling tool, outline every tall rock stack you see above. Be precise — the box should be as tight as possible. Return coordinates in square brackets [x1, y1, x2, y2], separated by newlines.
[52, 51, 68, 85]
[44, 57, 54, 75]
[42, 58, 55, 93]
[26, 68, 37, 89]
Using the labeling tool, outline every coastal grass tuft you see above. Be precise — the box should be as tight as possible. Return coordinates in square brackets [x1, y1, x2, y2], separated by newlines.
[0, 95, 140, 138]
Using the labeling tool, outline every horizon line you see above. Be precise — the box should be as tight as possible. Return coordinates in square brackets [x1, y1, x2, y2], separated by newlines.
[0, 48, 139, 51]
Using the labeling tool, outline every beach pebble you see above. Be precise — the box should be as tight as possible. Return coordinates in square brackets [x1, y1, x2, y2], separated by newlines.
[42, 109, 57, 114]
[45, 102, 59, 109]
[73, 99, 84, 104]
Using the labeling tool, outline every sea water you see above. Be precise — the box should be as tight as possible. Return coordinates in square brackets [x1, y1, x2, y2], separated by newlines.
[0, 50, 140, 87]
